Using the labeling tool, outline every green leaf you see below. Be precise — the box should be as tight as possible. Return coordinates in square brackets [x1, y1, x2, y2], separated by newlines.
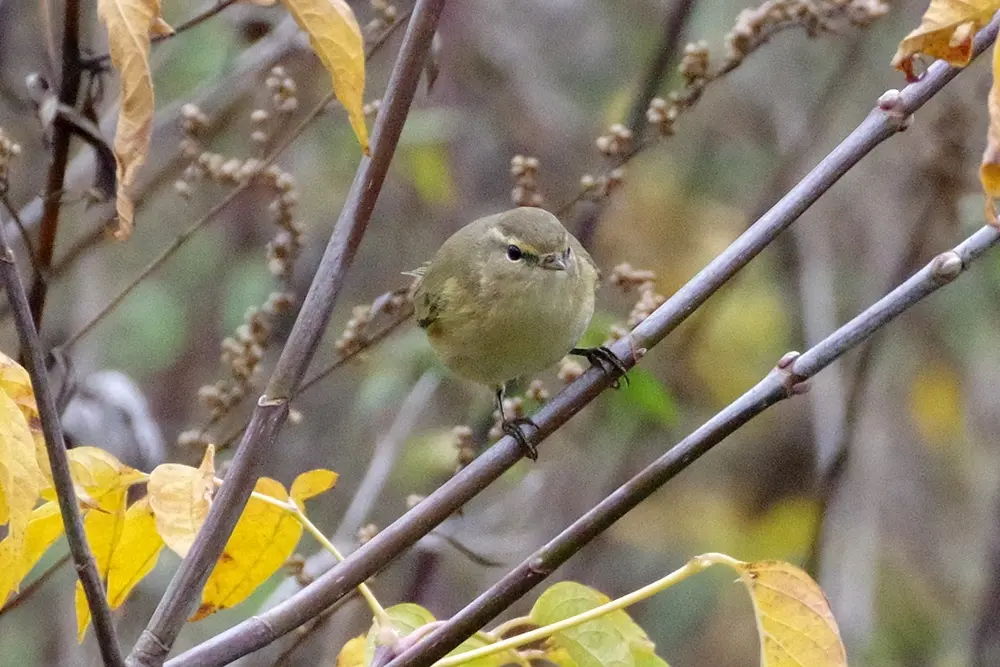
[609, 368, 677, 427]
[365, 604, 437, 665]
[531, 581, 665, 667]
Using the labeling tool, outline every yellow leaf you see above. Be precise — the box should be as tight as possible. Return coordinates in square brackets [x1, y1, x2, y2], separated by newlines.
[107, 497, 164, 607]
[0, 501, 64, 605]
[983, 42, 1000, 224]
[280, 0, 368, 152]
[147, 445, 215, 557]
[289, 468, 338, 506]
[0, 390, 47, 601]
[191, 477, 302, 620]
[40, 446, 145, 507]
[336, 635, 368, 667]
[75, 486, 128, 641]
[735, 561, 846, 667]
[97, 0, 174, 239]
[0, 351, 50, 490]
[891, 0, 998, 78]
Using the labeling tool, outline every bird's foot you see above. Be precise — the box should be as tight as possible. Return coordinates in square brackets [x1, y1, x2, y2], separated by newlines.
[502, 417, 539, 460]
[570, 346, 629, 388]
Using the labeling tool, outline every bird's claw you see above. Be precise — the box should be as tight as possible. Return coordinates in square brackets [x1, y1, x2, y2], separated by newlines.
[502, 417, 539, 460]
[571, 346, 629, 388]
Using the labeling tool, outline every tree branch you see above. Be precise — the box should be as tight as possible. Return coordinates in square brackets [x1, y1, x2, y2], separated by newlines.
[626, 0, 699, 136]
[166, 13, 1000, 667]
[28, 0, 82, 327]
[125, 3, 446, 665]
[390, 224, 1000, 667]
[0, 201, 123, 665]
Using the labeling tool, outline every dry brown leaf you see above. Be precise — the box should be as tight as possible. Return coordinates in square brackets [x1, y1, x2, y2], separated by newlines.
[280, 0, 369, 152]
[97, 0, 174, 239]
[891, 0, 999, 79]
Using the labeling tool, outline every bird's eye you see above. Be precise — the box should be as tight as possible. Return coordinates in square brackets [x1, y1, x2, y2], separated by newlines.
[506, 244, 523, 261]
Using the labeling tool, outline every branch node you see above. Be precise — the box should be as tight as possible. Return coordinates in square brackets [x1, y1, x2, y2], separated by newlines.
[775, 351, 807, 396]
[876, 88, 913, 131]
[257, 393, 289, 407]
[930, 250, 963, 283]
[528, 555, 552, 575]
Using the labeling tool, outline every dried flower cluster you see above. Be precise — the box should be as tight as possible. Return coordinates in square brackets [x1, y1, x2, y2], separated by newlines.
[333, 289, 410, 356]
[564, 0, 887, 214]
[647, 0, 888, 139]
[510, 154, 544, 207]
[453, 425, 475, 467]
[366, 0, 399, 33]
[605, 263, 666, 342]
[176, 78, 306, 280]
[0, 127, 21, 188]
[179, 292, 295, 449]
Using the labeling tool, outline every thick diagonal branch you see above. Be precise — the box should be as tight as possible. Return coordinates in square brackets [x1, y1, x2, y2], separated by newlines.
[125, 2, 446, 665]
[166, 14, 1000, 667]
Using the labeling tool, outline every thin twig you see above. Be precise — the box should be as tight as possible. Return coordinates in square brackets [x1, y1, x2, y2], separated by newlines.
[0, 553, 70, 617]
[58, 13, 411, 352]
[165, 16, 1000, 665]
[390, 225, 1000, 667]
[626, 0, 699, 137]
[82, 0, 240, 68]
[0, 207, 123, 664]
[126, 4, 445, 665]
[334, 371, 439, 544]
[28, 0, 83, 328]
[0, 191, 43, 277]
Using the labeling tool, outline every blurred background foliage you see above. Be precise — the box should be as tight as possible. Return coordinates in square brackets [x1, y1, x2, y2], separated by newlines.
[1, 0, 999, 665]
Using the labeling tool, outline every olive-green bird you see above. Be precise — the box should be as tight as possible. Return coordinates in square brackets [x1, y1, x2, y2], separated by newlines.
[412, 206, 626, 459]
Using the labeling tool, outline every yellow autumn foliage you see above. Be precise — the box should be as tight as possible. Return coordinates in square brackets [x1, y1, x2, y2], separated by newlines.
[280, 0, 369, 152]
[147, 445, 216, 557]
[96, 0, 174, 239]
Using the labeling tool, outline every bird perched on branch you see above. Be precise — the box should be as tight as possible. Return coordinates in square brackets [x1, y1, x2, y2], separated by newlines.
[411, 206, 626, 459]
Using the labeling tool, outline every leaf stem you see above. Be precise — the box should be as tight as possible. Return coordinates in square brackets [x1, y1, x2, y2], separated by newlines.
[436, 554, 736, 666]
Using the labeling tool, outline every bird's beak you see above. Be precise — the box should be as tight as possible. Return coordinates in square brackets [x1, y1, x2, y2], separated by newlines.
[540, 253, 567, 271]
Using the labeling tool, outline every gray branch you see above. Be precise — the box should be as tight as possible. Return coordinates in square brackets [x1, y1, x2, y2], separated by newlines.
[0, 202, 123, 664]
[165, 13, 1000, 667]
[124, 2, 447, 665]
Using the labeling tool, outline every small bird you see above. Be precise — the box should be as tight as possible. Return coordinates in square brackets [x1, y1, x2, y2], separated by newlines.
[412, 206, 626, 459]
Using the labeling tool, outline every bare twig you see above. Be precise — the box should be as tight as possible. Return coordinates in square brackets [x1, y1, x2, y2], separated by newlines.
[335, 371, 439, 543]
[0, 191, 42, 277]
[0, 553, 69, 617]
[126, 3, 445, 665]
[82, 0, 240, 68]
[0, 205, 123, 665]
[165, 16, 1000, 665]
[57, 13, 411, 352]
[389, 226, 1000, 667]
[626, 0, 699, 136]
[28, 0, 83, 327]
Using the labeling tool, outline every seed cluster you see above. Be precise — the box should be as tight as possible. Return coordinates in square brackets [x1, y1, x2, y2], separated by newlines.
[510, 154, 544, 207]
[366, 0, 399, 32]
[333, 289, 410, 356]
[0, 127, 21, 188]
[606, 263, 667, 342]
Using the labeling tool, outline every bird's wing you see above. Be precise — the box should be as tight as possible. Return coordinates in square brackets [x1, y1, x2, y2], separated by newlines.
[412, 265, 444, 329]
